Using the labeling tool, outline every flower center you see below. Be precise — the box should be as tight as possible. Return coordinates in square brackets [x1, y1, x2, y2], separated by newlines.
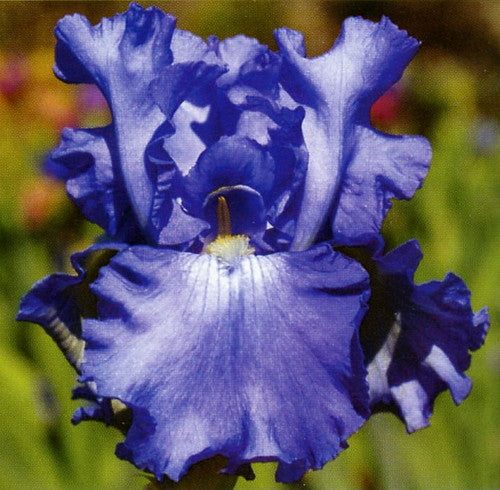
[205, 196, 255, 263]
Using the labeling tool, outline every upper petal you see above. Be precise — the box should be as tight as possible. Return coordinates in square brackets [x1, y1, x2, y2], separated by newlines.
[362, 240, 489, 432]
[151, 62, 226, 122]
[215, 35, 280, 95]
[54, 3, 176, 230]
[46, 126, 141, 241]
[275, 17, 428, 249]
[144, 62, 227, 245]
[236, 98, 308, 243]
[81, 244, 370, 482]
[332, 127, 431, 247]
[171, 28, 217, 64]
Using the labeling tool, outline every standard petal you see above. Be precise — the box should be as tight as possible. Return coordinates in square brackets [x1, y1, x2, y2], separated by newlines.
[140, 122, 209, 246]
[160, 31, 221, 173]
[144, 61, 227, 244]
[216, 35, 280, 94]
[151, 62, 226, 121]
[275, 17, 427, 250]
[241, 99, 307, 241]
[194, 35, 284, 151]
[332, 127, 431, 247]
[54, 3, 176, 229]
[148, 154, 208, 248]
[17, 243, 123, 370]
[171, 28, 216, 64]
[47, 126, 141, 241]
[81, 244, 370, 482]
[362, 240, 489, 432]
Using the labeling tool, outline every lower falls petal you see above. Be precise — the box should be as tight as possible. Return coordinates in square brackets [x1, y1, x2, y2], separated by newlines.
[17, 243, 123, 371]
[362, 240, 489, 432]
[80, 244, 370, 482]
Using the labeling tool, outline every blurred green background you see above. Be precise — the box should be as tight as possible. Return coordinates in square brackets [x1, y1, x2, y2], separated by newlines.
[0, 1, 498, 489]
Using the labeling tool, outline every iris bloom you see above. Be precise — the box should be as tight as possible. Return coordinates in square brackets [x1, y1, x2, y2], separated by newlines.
[18, 3, 488, 484]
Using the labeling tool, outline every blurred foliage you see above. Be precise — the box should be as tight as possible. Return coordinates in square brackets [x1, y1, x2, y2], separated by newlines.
[0, 1, 498, 489]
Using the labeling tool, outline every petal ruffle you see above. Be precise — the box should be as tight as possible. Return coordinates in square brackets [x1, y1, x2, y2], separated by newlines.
[181, 121, 307, 240]
[17, 243, 123, 370]
[243, 100, 307, 241]
[161, 28, 220, 174]
[81, 244, 370, 482]
[275, 17, 429, 250]
[332, 127, 431, 248]
[145, 62, 227, 245]
[151, 62, 226, 122]
[54, 3, 176, 229]
[362, 240, 489, 432]
[171, 28, 217, 65]
[47, 126, 141, 241]
[146, 139, 208, 247]
[216, 35, 280, 96]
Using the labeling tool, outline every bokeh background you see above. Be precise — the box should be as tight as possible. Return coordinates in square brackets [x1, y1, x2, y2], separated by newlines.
[0, 1, 498, 489]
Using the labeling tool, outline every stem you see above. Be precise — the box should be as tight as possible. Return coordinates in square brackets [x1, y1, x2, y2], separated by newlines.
[145, 456, 238, 490]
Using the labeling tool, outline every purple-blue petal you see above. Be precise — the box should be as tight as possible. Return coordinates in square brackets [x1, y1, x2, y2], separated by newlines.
[17, 243, 124, 370]
[153, 30, 220, 175]
[54, 3, 176, 230]
[332, 128, 431, 248]
[144, 61, 227, 244]
[81, 244, 370, 482]
[247, 100, 307, 239]
[71, 384, 114, 425]
[141, 127, 209, 246]
[151, 62, 226, 121]
[275, 17, 428, 250]
[182, 135, 275, 234]
[171, 28, 217, 65]
[197, 35, 284, 150]
[46, 126, 141, 241]
[364, 240, 489, 432]
[215, 35, 278, 92]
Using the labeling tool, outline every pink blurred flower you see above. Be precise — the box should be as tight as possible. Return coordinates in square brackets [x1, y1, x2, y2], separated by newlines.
[0, 54, 28, 101]
[370, 85, 401, 127]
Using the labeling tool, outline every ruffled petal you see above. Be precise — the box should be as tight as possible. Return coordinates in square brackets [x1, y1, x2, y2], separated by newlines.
[151, 62, 226, 121]
[165, 102, 215, 178]
[332, 127, 431, 247]
[54, 3, 176, 229]
[81, 244, 370, 482]
[71, 384, 114, 425]
[196, 35, 284, 150]
[145, 138, 208, 247]
[275, 17, 428, 250]
[149, 30, 218, 176]
[362, 240, 489, 432]
[46, 126, 141, 241]
[181, 127, 307, 240]
[17, 243, 124, 370]
[171, 28, 217, 65]
[216, 35, 280, 95]
[241, 99, 307, 240]
[161, 33, 280, 176]
[144, 61, 227, 244]
[183, 135, 274, 201]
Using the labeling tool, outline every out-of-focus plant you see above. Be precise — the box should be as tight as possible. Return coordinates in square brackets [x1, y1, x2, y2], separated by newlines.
[0, 2, 498, 490]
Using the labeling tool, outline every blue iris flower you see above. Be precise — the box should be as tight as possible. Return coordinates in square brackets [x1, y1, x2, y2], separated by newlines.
[18, 3, 488, 484]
